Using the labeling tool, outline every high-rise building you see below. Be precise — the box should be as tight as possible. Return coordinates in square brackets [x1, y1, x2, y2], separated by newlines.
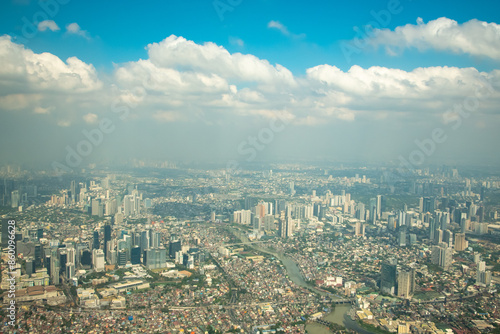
[397, 268, 415, 298]
[34, 244, 43, 268]
[434, 229, 443, 245]
[443, 230, 453, 248]
[399, 230, 406, 247]
[477, 270, 492, 286]
[263, 215, 275, 231]
[58, 250, 67, 276]
[92, 249, 105, 272]
[91, 198, 101, 216]
[104, 224, 112, 258]
[429, 217, 436, 240]
[376, 195, 383, 220]
[144, 247, 167, 269]
[454, 233, 468, 251]
[66, 263, 75, 279]
[380, 260, 397, 295]
[50, 254, 60, 285]
[11, 190, 20, 208]
[117, 249, 127, 266]
[279, 217, 293, 238]
[355, 203, 365, 221]
[131, 246, 141, 264]
[93, 230, 100, 250]
[387, 215, 396, 231]
[169, 240, 181, 259]
[37, 228, 44, 240]
[476, 261, 491, 286]
[355, 222, 365, 237]
[80, 249, 92, 267]
[152, 231, 161, 248]
[25, 259, 34, 276]
[431, 243, 453, 270]
[409, 234, 417, 246]
[233, 210, 252, 225]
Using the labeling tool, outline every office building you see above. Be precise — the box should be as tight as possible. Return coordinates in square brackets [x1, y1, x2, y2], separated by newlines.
[92, 249, 105, 272]
[454, 233, 468, 251]
[131, 246, 141, 264]
[380, 260, 397, 295]
[397, 268, 415, 298]
[431, 243, 453, 270]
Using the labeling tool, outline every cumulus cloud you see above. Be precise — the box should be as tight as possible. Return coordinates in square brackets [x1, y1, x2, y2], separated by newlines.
[306, 64, 491, 98]
[365, 17, 500, 60]
[0, 35, 101, 93]
[38, 20, 60, 32]
[146, 35, 296, 87]
[0, 33, 499, 132]
[66, 23, 90, 39]
[108, 35, 500, 127]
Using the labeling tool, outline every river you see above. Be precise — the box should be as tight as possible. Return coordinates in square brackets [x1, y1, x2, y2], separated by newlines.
[227, 228, 370, 333]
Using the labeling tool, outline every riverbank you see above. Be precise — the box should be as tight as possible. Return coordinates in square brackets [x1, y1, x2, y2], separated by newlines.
[227, 228, 371, 334]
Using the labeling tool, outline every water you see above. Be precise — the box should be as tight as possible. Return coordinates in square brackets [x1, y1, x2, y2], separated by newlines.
[305, 305, 351, 334]
[228, 228, 368, 333]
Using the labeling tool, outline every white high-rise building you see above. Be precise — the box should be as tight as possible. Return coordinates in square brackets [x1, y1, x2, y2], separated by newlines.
[431, 243, 453, 270]
[93, 249, 105, 272]
[233, 210, 252, 225]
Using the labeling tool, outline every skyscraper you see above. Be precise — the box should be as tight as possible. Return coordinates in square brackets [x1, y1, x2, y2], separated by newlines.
[11, 190, 20, 208]
[279, 217, 293, 238]
[380, 260, 397, 295]
[376, 195, 383, 220]
[399, 230, 407, 247]
[454, 233, 468, 251]
[92, 249, 105, 272]
[131, 246, 141, 264]
[104, 224, 112, 258]
[117, 249, 127, 266]
[169, 240, 181, 258]
[397, 268, 415, 298]
[431, 243, 453, 270]
[144, 247, 167, 269]
[93, 230, 99, 250]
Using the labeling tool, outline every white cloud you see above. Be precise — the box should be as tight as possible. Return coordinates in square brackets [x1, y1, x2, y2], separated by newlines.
[146, 35, 296, 87]
[0, 35, 102, 93]
[34, 106, 52, 114]
[267, 20, 306, 39]
[0, 34, 499, 132]
[66, 23, 90, 39]
[83, 113, 98, 124]
[38, 20, 60, 32]
[365, 17, 500, 60]
[268, 20, 290, 36]
[306, 64, 491, 99]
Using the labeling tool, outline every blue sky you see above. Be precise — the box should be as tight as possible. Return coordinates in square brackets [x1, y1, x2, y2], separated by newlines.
[0, 0, 500, 169]
[2, 0, 500, 72]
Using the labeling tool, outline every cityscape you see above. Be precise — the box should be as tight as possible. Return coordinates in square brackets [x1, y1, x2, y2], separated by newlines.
[1, 0, 500, 333]
[0, 162, 500, 333]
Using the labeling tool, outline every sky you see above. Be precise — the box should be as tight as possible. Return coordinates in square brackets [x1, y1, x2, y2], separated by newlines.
[0, 0, 500, 171]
